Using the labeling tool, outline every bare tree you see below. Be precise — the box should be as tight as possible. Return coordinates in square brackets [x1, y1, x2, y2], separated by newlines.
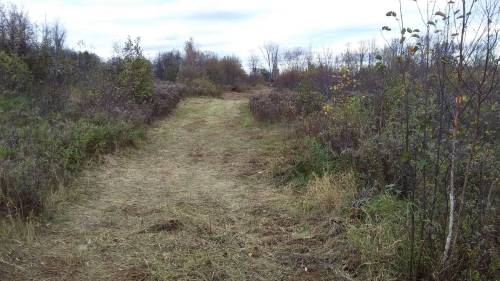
[260, 42, 280, 81]
[247, 53, 260, 76]
[281, 47, 308, 71]
[51, 21, 66, 54]
[317, 48, 335, 70]
[367, 39, 378, 67]
[340, 43, 357, 70]
[358, 40, 368, 70]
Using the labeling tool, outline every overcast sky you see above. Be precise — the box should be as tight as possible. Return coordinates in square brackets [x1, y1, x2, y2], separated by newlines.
[10, 0, 429, 62]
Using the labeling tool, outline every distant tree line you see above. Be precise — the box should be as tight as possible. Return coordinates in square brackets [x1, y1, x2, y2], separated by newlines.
[153, 38, 247, 91]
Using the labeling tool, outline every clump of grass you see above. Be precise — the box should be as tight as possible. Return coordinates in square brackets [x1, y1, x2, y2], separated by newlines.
[272, 137, 338, 188]
[345, 193, 411, 280]
[303, 171, 357, 213]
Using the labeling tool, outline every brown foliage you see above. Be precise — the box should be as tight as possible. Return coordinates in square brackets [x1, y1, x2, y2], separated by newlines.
[249, 90, 298, 122]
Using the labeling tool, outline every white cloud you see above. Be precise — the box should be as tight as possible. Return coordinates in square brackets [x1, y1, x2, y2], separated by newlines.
[10, 0, 435, 62]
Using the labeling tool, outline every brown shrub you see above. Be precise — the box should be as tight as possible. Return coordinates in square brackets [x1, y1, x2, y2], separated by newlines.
[151, 81, 183, 118]
[275, 69, 303, 90]
[249, 90, 298, 122]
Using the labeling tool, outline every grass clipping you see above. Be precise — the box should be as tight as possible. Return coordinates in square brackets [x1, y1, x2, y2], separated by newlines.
[303, 171, 357, 213]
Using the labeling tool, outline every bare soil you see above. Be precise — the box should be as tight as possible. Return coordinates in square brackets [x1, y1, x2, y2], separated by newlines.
[1, 94, 349, 280]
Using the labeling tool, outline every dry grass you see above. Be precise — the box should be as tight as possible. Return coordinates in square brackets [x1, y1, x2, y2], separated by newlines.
[303, 171, 357, 213]
[0, 93, 354, 281]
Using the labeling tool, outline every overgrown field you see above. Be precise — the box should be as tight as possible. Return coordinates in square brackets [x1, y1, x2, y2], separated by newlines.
[249, 2, 499, 277]
[0, 82, 183, 217]
[250, 73, 498, 281]
[0, 4, 246, 218]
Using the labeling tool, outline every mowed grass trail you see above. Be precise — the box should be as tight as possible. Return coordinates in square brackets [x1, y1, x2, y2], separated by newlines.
[2, 94, 347, 281]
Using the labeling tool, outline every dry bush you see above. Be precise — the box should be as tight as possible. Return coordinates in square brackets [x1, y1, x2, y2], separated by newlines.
[150, 81, 183, 118]
[249, 90, 298, 122]
[303, 171, 357, 213]
[275, 69, 303, 90]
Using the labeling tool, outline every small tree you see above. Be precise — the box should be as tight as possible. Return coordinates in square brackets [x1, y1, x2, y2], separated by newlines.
[117, 37, 153, 103]
[0, 51, 32, 97]
[154, 50, 182, 82]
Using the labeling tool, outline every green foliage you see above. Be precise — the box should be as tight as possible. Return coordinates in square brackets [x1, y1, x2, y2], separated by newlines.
[302, 96, 369, 161]
[272, 138, 338, 188]
[205, 55, 246, 87]
[185, 78, 222, 97]
[346, 193, 412, 280]
[0, 51, 33, 97]
[296, 83, 324, 115]
[154, 51, 182, 82]
[0, 107, 145, 215]
[117, 37, 154, 103]
[0, 6, 179, 216]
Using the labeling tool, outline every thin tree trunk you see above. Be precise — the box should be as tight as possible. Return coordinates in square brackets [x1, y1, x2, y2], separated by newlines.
[442, 127, 457, 266]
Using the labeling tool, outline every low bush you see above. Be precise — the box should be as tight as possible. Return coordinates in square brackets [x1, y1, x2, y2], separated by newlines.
[151, 81, 183, 117]
[185, 78, 222, 97]
[0, 110, 143, 215]
[0, 51, 33, 97]
[249, 90, 298, 122]
[272, 138, 338, 188]
[275, 69, 303, 90]
[295, 84, 324, 115]
[0, 79, 182, 216]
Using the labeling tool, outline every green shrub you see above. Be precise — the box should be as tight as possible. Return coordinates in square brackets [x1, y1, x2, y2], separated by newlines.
[0, 106, 145, 215]
[303, 96, 368, 154]
[117, 37, 154, 103]
[185, 78, 222, 97]
[296, 83, 324, 115]
[272, 138, 338, 188]
[0, 51, 33, 97]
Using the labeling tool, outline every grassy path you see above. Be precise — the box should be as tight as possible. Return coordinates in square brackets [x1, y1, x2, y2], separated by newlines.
[2, 95, 346, 281]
